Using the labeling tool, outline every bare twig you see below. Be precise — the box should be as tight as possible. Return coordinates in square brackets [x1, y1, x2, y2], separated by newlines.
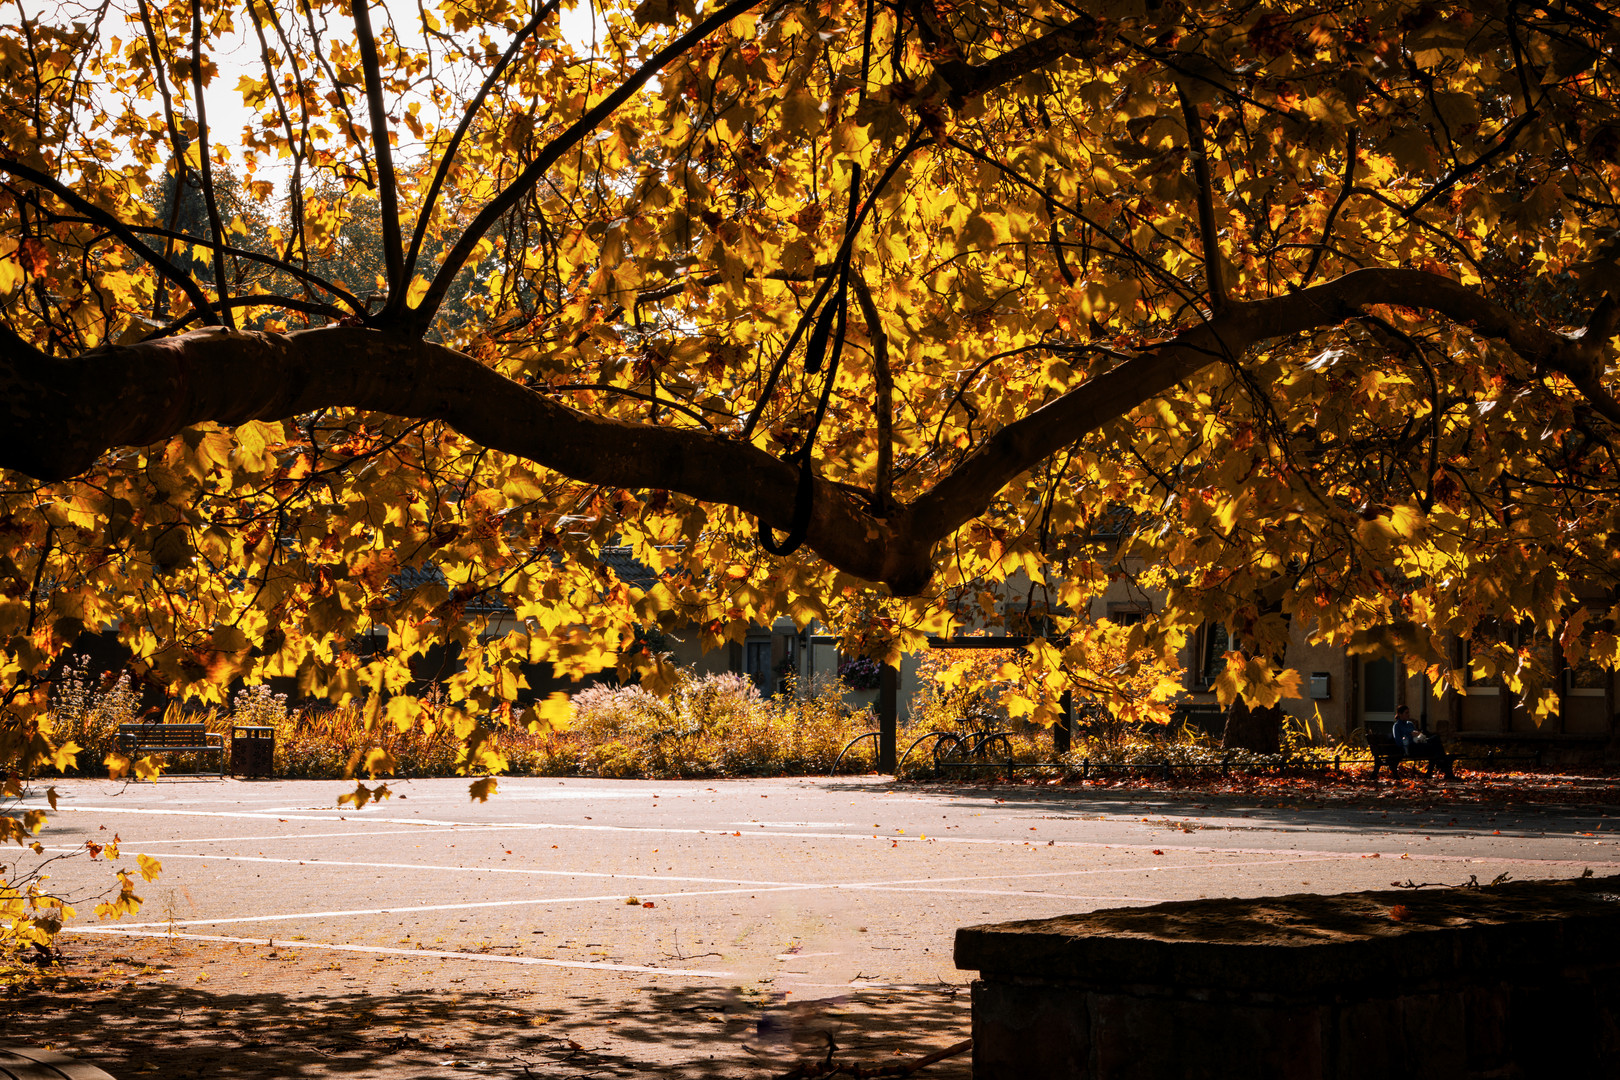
[412, 0, 764, 332]
[851, 272, 893, 515]
[777, 1037, 973, 1078]
[0, 158, 217, 321]
[397, 0, 562, 308]
[1301, 127, 1358, 288]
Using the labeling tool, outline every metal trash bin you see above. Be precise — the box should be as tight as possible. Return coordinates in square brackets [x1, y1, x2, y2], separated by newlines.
[231, 725, 275, 777]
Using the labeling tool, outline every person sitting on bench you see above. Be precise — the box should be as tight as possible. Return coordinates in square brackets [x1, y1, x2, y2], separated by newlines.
[1390, 705, 1453, 778]
[1391, 706, 1420, 756]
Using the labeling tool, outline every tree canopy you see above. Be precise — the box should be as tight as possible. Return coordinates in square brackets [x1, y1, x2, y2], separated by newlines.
[0, 0, 1618, 800]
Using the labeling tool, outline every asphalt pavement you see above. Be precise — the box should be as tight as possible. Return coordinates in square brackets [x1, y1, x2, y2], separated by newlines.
[23, 773, 1618, 996]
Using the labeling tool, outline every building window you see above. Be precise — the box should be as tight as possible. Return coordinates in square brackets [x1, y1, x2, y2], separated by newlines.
[744, 639, 772, 693]
[1107, 603, 1150, 626]
[1197, 623, 1229, 688]
[1566, 618, 1608, 697]
[1462, 623, 1504, 694]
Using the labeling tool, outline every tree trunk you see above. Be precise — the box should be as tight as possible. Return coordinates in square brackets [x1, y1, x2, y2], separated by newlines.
[1222, 697, 1284, 754]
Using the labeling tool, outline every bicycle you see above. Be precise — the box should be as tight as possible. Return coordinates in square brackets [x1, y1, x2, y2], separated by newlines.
[898, 702, 1014, 770]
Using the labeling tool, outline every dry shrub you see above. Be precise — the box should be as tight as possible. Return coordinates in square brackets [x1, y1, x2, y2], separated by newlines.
[760, 672, 874, 773]
[40, 664, 875, 781]
[45, 655, 143, 773]
[563, 670, 871, 779]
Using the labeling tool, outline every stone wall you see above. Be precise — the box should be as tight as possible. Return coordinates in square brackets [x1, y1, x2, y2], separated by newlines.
[956, 875, 1620, 1079]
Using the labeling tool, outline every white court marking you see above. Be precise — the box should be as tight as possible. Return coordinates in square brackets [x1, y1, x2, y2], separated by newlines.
[65, 854, 1361, 932]
[84, 884, 826, 929]
[42, 848, 818, 887]
[730, 821, 859, 828]
[59, 848, 1350, 885]
[110, 827, 481, 846]
[45, 795, 1609, 979]
[50, 801, 1608, 871]
[60, 927, 735, 977]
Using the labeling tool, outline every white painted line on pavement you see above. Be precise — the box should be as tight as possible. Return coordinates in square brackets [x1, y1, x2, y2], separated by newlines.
[112, 827, 476, 846]
[76, 884, 821, 930]
[43, 847, 1347, 891]
[852, 886, 1171, 901]
[50, 804, 1615, 868]
[40, 848, 814, 888]
[58, 927, 735, 977]
[839, 857, 1351, 888]
[57, 855, 1362, 934]
[730, 821, 859, 828]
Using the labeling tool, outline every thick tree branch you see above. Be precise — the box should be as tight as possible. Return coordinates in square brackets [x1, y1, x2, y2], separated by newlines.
[0, 321, 934, 591]
[908, 268, 1618, 541]
[0, 269, 1608, 595]
[930, 15, 1106, 103]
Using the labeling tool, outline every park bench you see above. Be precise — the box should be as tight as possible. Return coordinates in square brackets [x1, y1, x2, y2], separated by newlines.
[115, 722, 225, 776]
[1366, 726, 1454, 781]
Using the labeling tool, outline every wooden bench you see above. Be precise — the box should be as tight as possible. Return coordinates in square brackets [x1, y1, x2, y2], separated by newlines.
[1366, 726, 1454, 781]
[114, 723, 225, 776]
[0, 1045, 116, 1080]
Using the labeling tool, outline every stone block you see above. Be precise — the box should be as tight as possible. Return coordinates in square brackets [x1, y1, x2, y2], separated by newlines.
[957, 875, 1620, 1080]
[970, 979, 1089, 1080]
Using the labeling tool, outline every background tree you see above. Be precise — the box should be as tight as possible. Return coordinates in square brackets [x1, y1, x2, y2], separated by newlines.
[0, 0, 1616, 810]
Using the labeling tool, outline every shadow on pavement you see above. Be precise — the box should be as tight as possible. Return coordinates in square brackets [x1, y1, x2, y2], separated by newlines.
[2, 942, 971, 1079]
[815, 775, 1619, 840]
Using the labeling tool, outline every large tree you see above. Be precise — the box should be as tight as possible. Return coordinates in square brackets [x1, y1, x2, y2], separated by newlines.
[0, 0, 1617, 798]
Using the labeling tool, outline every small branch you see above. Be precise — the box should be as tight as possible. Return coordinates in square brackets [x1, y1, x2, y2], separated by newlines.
[543, 383, 717, 429]
[350, 0, 405, 296]
[741, 128, 928, 441]
[1045, 193, 1076, 287]
[190, 0, 234, 328]
[1582, 293, 1619, 346]
[633, 261, 837, 307]
[1301, 127, 1358, 288]
[411, 0, 765, 332]
[1406, 108, 1539, 218]
[396, 0, 562, 310]
[777, 1037, 973, 1078]
[51, 216, 365, 312]
[1177, 82, 1225, 312]
[24, 522, 53, 636]
[945, 137, 1199, 308]
[851, 272, 893, 515]
[0, 157, 218, 322]
[134, 0, 189, 319]
[1358, 313, 1443, 510]
[142, 293, 354, 340]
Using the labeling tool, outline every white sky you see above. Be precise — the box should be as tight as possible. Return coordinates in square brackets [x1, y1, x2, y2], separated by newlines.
[18, 0, 607, 190]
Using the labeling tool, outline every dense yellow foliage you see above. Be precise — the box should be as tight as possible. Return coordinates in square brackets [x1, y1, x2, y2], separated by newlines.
[0, 0, 1614, 794]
